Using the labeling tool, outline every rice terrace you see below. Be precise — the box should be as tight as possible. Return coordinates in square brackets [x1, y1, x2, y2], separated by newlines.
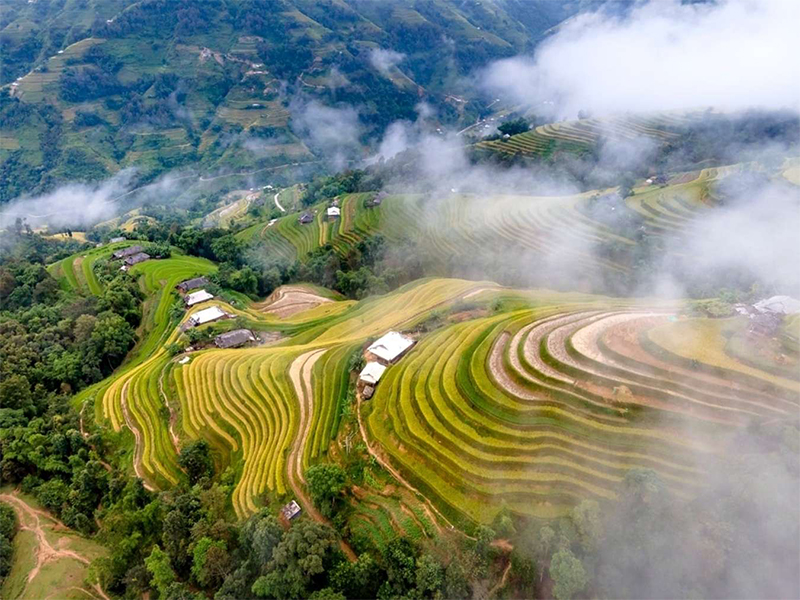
[0, 0, 798, 598]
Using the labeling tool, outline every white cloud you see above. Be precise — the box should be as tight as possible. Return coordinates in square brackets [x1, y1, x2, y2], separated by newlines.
[369, 48, 405, 76]
[291, 100, 363, 169]
[483, 0, 800, 119]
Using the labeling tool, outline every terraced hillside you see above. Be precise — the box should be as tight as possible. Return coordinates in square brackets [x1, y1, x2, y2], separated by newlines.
[0, 0, 579, 201]
[365, 302, 799, 527]
[88, 277, 493, 517]
[475, 112, 702, 159]
[236, 192, 418, 258]
[242, 168, 723, 282]
[69, 245, 798, 532]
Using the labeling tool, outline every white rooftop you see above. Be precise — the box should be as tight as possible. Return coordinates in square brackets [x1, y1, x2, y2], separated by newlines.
[186, 289, 214, 306]
[327, 206, 341, 217]
[753, 295, 800, 315]
[367, 331, 415, 363]
[189, 305, 227, 325]
[359, 362, 387, 385]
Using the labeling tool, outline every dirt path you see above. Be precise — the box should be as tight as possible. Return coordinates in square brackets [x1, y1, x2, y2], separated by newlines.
[287, 350, 357, 561]
[0, 492, 107, 600]
[158, 363, 181, 455]
[488, 559, 513, 597]
[274, 191, 286, 213]
[120, 380, 155, 492]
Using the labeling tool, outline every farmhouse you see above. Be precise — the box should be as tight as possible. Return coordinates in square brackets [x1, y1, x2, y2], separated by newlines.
[113, 245, 143, 259]
[368, 192, 386, 207]
[299, 212, 314, 224]
[281, 500, 301, 521]
[123, 252, 150, 266]
[187, 305, 228, 327]
[110, 236, 125, 243]
[327, 206, 340, 219]
[215, 329, 255, 349]
[185, 289, 214, 307]
[754, 295, 800, 315]
[359, 362, 386, 386]
[176, 276, 210, 293]
[367, 331, 415, 365]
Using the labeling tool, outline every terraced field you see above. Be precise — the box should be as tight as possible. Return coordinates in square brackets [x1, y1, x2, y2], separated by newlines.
[238, 169, 726, 283]
[90, 277, 492, 517]
[48, 240, 132, 295]
[365, 306, 799, 526]
[235, 192, 418, 258]
[65, 249, 798, 534]
[475, 112, 700, 159]
[65, 243, 796, 532]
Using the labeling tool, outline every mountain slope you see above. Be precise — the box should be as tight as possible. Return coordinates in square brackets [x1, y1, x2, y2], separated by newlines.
[0, 0, 579, 202]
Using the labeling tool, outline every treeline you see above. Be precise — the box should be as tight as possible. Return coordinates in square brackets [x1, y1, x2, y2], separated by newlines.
[0, 503, 17, 590]
[0, 230, 139, 403]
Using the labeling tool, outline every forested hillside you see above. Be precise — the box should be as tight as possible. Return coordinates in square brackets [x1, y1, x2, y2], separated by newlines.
[0, 0, 582, 202]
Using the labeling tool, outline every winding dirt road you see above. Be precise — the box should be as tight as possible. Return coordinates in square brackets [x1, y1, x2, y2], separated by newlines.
[287, 350, 357, 561]
[0, 492, 109, 600]
[274, 191, 286, 213]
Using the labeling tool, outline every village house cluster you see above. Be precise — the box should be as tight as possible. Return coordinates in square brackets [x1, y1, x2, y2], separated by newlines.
[174, 276, 256, 348]
[113, 245, 151, 271]
[358, 331, 416, 399]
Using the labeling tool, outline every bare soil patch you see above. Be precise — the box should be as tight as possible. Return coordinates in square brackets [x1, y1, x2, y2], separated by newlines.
[256, 286, 333, 318]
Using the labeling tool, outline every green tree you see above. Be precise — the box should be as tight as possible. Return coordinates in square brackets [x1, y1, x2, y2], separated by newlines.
[444, 558, 471, 599]
[89, 313, 137, 372]
[192, 537, 230, 588]
[0, 504, 17, 540]
[330, 553, 381, 599]
[178, 440, 214, 484]
[308, 588, 345, 600]
[211, 235, 242, 264]
[571, 499, 602, 552]
[550, 548, 586, 600]
[377, 537, 418, 599]
[415, 553, 445, 599]
[498, 118, 530, 136]
[305, 463, 346, 518]
[251, 520, 340, 599]
[145, 545, 176, 596]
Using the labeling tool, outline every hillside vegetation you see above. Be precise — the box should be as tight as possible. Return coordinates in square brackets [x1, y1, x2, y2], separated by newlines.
[0, 0, 578, 201]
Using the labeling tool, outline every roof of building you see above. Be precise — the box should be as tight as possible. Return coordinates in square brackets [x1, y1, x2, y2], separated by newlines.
[124, 252, 150, 266]
[754, 295, 800, 315]
[281, 500, 302, 520]
[327, 206, 340, 217]
[367, 331, 415, 363]
[215, 329, 255, 349]
[177, 276, 210, 291]
[185, 289, 214, 306]
[299, 212, 314, 223]
[189, 305, 227, 325]
[110, 236, 125, 243]
[359, 361, 387, 385]
[113, 245, 143, 259]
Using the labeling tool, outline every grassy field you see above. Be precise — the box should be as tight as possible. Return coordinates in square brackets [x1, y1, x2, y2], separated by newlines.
[0, 489, 106, 600]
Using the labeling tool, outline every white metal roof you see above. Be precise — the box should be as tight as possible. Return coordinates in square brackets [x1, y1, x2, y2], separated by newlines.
[190, 305, 227, 325]
[359, 362, 387, 385]
[186, 289, 214, 306]
[753, 295, 800, 315]
[327, 206, 341, 217]
[367, 331, 414, 363]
